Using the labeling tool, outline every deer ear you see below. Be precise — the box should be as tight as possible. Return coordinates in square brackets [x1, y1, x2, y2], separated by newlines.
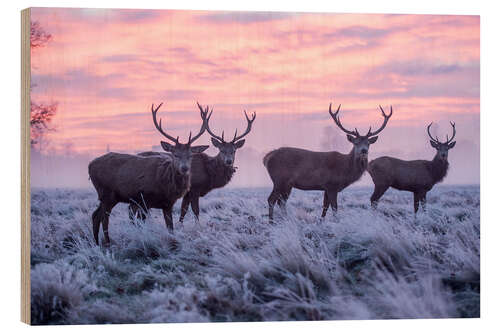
[368, 136, 378, 144]
[346, 135, 356, 143]
[234, 139, 246, 149]
[191, 145, 209, 154]
[161, 141, 175, 152]
[211, 137, 222, 148]
[430, 140, 439, 149]
[448, 141, 456, 149]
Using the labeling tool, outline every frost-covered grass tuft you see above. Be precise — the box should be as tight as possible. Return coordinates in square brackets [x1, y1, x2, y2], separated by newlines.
[30, 186, 480, 324]
[31, 261, 98, 324]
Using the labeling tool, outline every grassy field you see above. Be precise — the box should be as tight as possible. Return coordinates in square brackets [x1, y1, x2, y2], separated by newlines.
[30, 185, 479, 324]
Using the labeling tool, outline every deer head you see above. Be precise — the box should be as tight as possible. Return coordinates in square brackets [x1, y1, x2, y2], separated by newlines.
[199, 102, 256, 167]
[329, 103, 393, 161]
[151, 102, 209, 175]
[427, 122, 456, 162]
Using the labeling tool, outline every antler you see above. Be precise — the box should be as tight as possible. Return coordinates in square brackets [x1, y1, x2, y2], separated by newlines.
[199, 102, 225, 142]
[365, 105, 393, 137]
[152, 102, 207, 145]
[445, 121, 456, 144]
[232, 110, 256, 143]
[187, 102, 209, 145]
[427, 121, 456, 144]
[329, 103, 360, 137]
[427, 123, 439, 143]
[203, 107, 257, 143]
[151, 103, 179, 144]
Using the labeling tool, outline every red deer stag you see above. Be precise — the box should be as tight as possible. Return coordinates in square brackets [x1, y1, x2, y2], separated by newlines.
[135, 103, 256, 223]
[263, 103, 393, 221]
[88, 103, 209, 245]
[368, 122, 456, 213]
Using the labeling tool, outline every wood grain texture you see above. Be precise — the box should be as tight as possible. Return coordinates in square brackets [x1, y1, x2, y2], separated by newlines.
[21, 7, 31, 325]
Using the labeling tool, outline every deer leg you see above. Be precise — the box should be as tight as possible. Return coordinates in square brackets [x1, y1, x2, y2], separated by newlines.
[420, 192, 427, 212]
[413, 192, 420, 214]
[267, 187, 281, 222]
[191, 195, 201, 222]
[179, 194, 190, 223]
[321, 192, 329, 217]
[278, 187, 292, 215]
[101, 201, 116, 247]
[327, 190, 338, 214]
[91, 203, 103, 245]
[162, 203, 174, 232]
[370, 185, 389, 209]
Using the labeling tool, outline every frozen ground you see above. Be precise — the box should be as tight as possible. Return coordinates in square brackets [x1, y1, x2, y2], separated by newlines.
[30, 185, 479, 324]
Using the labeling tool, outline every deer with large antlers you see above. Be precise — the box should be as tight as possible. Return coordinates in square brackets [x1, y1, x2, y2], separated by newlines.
[135, 103, 256, 223]
[263, 103, 393, 221]
[88, 103, 209, 245]
[368, 122, 456, 213]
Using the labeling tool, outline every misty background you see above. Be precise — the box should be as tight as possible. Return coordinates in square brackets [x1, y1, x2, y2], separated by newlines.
[31, 108, 479, 189]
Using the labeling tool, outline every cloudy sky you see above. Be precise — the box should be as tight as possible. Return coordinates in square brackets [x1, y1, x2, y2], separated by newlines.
[30, 8, 479, 187]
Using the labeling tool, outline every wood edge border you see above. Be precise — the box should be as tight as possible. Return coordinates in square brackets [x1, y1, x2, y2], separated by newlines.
[21, 7, 31, 325]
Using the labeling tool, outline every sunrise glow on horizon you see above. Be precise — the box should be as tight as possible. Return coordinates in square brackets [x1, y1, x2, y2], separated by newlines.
[30, 8, 480, 186]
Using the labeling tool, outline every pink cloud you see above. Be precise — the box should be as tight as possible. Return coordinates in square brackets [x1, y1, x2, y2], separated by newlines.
[30, 8, 479, 185]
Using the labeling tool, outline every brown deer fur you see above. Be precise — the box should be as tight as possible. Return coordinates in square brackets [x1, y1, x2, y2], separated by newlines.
[89, 103, 208, 245]
[264, 147, 366, 216]
[135, 151, 237, 221]
[367, 122, 456, 213]
[133, 104, 256, 222]
[179, 152, 237, 221]
[89, 153, 189, 243]
[263, 103, 392, 221]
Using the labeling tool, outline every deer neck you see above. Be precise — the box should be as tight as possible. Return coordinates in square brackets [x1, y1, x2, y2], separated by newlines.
[429, 154, 449, 184]
[334, 148, 367, 187]
[206, 155, 236, 188]
[163, 164, 191, 198]
[349, 148, 368, 174]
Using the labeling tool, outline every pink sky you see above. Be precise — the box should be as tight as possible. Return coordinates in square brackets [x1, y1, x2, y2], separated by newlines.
[30, 8, 479, 187]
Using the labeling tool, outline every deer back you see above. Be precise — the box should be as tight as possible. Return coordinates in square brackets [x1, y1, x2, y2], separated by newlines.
[264, 147, 363, 191]
[368, 156, 447, 192]
[138, 151, 211, 192]
[89, 152, 189, 206]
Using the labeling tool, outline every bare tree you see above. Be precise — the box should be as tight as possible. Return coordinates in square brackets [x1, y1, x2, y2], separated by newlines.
[30, 101, 57, 146]
[30, 21, 52, 48]
[263, 103, 392, 221]
[30, 21, 57, 148]
[89, 103, 209, 245]
[368, 122, 456, 213]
